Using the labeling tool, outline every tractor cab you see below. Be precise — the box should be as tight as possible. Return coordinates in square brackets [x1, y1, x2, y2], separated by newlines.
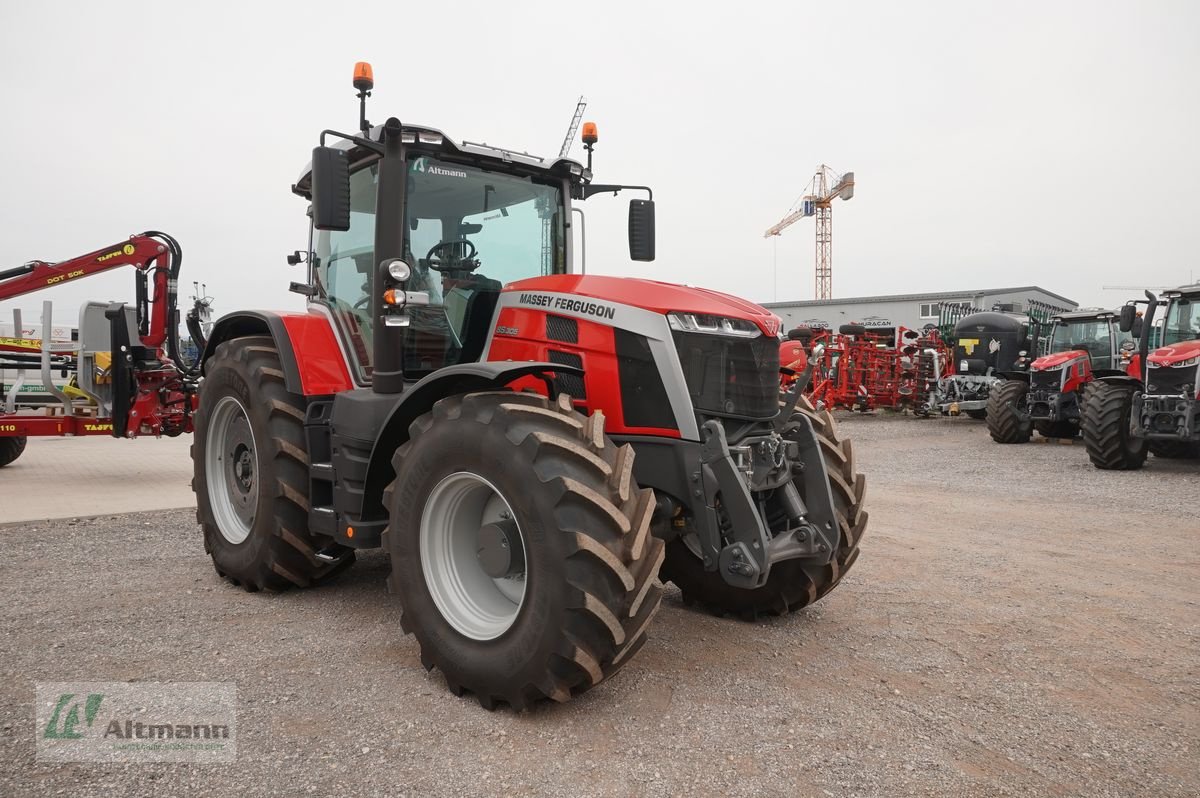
[1040, 309, 1133, 373]
[299, 136, 575, 381]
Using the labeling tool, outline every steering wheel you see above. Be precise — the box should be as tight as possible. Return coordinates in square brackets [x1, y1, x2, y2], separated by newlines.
[425, 239, 480, 273]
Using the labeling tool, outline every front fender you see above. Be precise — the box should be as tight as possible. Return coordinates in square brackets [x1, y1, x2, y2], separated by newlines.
[200, 310, 353, 396]
[1093, 374, 1143, 388]
[359, 361, 585, 520]
[994, 371, 1030, 383]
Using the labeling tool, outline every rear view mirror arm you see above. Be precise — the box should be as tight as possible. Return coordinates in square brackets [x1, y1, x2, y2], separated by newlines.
[319, 129, 384, 155]
[578, 183, 653, 201]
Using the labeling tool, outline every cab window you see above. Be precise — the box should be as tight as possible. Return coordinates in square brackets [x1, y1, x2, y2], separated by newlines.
[313, 162, 378, 378]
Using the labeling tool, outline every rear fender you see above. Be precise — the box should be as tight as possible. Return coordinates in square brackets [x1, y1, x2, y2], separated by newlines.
[201, 310, 353, 396]
[359, 361, 585, 521]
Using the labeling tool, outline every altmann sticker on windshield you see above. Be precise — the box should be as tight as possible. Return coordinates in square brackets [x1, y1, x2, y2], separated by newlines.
[517, 293, 616, 321]
[410, 158, 467, 179]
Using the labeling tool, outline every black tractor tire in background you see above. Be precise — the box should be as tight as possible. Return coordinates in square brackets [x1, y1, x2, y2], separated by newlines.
[0, 436, 27, 468]
[1081, 381, 1148, 470]
[193, 336, 353, 591]
[383, 392, 664, 710]
[1034, 420, 1078, 439]
[839, 323, 867, 336]
[964, 409, 988, 420]
[659, 394, 867, 620]
[1148, 440, 1200, 459]
[986, 380, 1032, 443]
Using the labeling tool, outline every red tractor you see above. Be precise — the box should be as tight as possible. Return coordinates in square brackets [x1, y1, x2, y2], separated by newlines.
[985, 308, 1138, 443]
[1082, 285, 1200, 468]
[191, 65, 868, 709]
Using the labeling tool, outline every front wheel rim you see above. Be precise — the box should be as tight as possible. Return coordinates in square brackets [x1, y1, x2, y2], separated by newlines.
[206, 395, 258, 545]
[420, 472, 527, 641]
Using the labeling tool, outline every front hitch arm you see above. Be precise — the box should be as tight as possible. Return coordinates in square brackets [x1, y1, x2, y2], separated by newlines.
[698, 420, 772, 590]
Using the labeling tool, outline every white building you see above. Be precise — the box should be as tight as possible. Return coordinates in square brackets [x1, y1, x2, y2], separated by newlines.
[762, 286, 1077, 333]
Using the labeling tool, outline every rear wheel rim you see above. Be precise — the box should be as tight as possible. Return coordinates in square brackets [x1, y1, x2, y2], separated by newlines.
[207, 395, 257, 545]
[420, 472, 527, 641]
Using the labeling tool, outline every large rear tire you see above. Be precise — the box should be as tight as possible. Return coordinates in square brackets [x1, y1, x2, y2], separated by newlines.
[659, 395, 867, 620]
[384, 392, 664, 710]
[986, 380, 1032, 443]
[0, 436, 27, 468]
[1081, 381, 1148, 470]
[193, 336, 353, 590]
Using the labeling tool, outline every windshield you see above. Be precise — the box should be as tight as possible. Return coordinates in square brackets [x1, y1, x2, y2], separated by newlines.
[312, 154, 566, 380]
[401, 156, 565, 377]
[1050, 319, 1114, 368]
[1162, 297, 1200, 345]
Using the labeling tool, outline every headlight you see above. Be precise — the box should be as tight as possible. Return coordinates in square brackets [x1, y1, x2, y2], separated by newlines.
[1171, 356, 1198, 368]
[667, 312, 761, 338]
[960, 359, 969, 372]
[1034, 364, 1063, 373]
[386, 259, 411, 282]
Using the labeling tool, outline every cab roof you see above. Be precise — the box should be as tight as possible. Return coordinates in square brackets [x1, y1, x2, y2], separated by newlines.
[292, 122, 587, 198]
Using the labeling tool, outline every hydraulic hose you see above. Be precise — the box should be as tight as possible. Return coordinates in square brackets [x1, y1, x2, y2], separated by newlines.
[141, 230, 202, 377]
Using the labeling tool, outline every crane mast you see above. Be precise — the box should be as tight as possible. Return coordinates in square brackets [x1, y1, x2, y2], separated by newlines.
[765, 165, 854, 300]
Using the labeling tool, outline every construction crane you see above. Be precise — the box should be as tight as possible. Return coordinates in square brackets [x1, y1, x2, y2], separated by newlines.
[558, 96, 587, 159]
[765, 165, 855, 300]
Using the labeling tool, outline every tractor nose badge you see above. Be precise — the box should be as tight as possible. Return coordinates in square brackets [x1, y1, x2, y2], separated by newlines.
[477, 519, 524, 579]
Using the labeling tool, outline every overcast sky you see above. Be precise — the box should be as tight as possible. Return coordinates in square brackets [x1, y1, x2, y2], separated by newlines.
[2, 0, 1197, 330]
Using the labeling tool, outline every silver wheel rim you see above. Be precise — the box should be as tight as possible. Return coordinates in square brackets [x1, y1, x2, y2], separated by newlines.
[206, 395, 257, 545]
[420, 472, 527, 641]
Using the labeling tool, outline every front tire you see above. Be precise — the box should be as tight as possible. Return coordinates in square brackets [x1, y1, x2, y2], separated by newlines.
[384, 392, 664, 710]
[193, 336, 353, 590]
[986, 381, 1032, 443]
[1081, 381, 1148, 470]
[659, 395, 867, 619]
[0, 436, 27, 468]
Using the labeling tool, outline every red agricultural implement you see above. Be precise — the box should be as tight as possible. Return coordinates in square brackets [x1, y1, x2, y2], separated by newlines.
[0, 232, 200, 467]
[792, 324, 952, 413]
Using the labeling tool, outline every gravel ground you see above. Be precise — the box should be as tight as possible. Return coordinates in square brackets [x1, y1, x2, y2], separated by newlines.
[1, 413, 1196, 797]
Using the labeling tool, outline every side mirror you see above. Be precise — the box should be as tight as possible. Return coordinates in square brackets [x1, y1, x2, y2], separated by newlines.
[1118, 303, 1136, 332]
[628, 199, 655, 262]
[311, 146, 351, 231]
[1132, 317, 1144, 339]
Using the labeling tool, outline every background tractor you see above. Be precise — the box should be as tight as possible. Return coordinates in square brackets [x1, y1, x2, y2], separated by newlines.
[924, 310, 1034, 418]
[191, 65, 868, 709]
[986, 308, 1139, 443]
[1082, 285, 1200, 468]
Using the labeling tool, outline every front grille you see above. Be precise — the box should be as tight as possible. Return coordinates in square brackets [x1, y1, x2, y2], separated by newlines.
[1031, 369, 1061, 391]
[672, 331, 779, 419]
[1146, 364, 1197, 396]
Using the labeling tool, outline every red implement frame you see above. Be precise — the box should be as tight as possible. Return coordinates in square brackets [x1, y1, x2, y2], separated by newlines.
[791, 326, 953, 413]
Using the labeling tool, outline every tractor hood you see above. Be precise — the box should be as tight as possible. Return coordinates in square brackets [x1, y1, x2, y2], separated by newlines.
[1148, 339, 1200, 367]
[1033, 350, 1087, 371]
[505, 274, 782, 337]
